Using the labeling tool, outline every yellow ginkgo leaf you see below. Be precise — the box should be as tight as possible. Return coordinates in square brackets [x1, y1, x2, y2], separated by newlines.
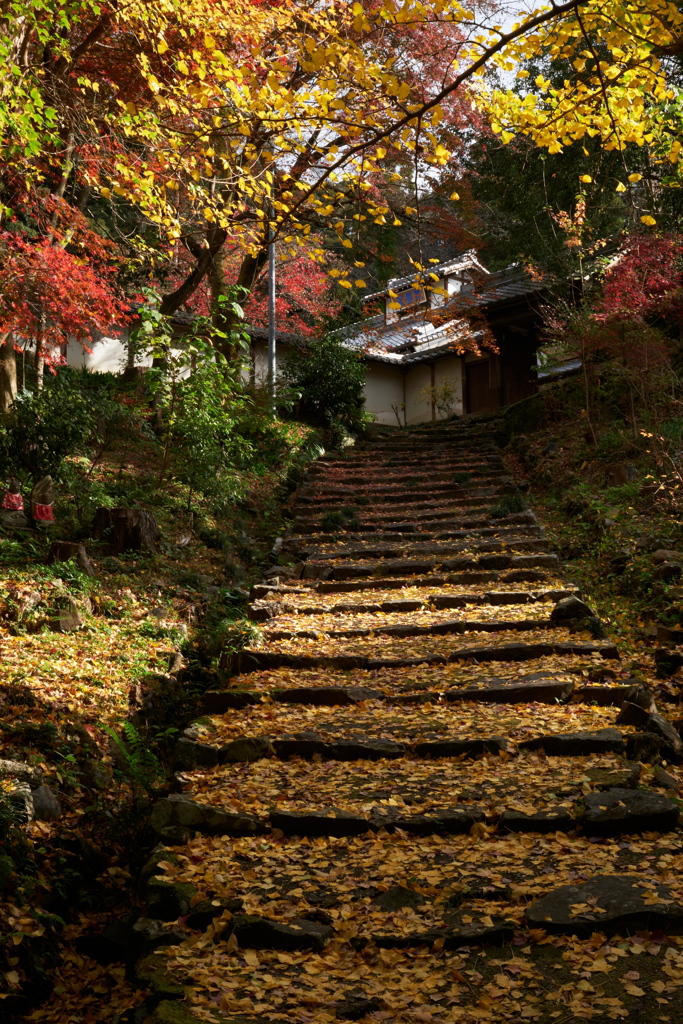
[640, 214, 657, 226]
[628, 173, 643, 182]
[449, 192, 460, 200]
[615, 182, 626, 192]
[579, 174, 592, 183]
[338, 279, 352, 288]
[157, 39, 169, 55]
[354, 279, 366, 287]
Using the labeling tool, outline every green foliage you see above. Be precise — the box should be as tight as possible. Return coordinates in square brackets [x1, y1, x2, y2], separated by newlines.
[0, 371, 96, 482]
[320, 509, 360, 532]
[594, 430, 636, 463]
[281, 335, 366, 431]
[489, 494, 528, 518]
[103, 721, 163, 800]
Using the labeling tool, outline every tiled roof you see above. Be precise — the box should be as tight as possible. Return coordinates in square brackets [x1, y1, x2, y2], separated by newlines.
[362, 249, 488, 303]
[341, 266, 546, 365]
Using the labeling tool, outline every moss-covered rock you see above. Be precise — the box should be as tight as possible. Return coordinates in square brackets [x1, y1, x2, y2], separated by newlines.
[145, 879, 196, 921]
[134, 954, 186, 1001]
[141, 999, 203, 1024]
[139, 849, 179, 888]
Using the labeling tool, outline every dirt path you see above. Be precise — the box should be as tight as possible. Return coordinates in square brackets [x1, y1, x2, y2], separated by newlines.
[140, 420, 683, 1024]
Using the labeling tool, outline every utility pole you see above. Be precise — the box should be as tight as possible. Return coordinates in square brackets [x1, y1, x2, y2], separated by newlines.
[267, 227, 276, 417]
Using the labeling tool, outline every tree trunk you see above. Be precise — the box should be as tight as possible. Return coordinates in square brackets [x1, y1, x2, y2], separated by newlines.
[34, 344, 44, 392]
[209, 249, 268, 361]
[159, 227, 228, 316]
[0, 333, 17, 421]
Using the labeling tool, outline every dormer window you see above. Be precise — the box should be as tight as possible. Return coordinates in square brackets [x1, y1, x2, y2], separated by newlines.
[393, 285, 426, 316]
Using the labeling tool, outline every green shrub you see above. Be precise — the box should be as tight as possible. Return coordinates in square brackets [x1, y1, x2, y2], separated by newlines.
[320, 509, 360, 532]
[489, 494, 528, 518]
[281, 335, 366, 432]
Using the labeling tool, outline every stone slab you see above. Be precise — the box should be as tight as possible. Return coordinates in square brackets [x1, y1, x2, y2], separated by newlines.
[583, 788, 680, 835]
[525, 875, 683, 937]
[520, 728, 624, 757]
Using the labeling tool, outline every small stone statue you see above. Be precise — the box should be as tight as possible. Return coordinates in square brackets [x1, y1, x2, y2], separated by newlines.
[31, 475, 55, 527]
[0, 478, 28, 529]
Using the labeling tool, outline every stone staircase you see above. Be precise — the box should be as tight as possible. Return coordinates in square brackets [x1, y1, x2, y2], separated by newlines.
[145, 418, 683, 1024]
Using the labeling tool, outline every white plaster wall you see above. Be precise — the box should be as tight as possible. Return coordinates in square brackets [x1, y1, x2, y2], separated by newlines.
[404, 362, 433, 425]
[66, 329, 144, 373]
[434, 354, 464, 419]
[363, 362, 404, 426]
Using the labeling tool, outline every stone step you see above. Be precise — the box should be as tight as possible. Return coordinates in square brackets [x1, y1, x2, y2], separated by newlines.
[309, 568, 561, 592]
[161, 756, 678, 843]
[306, 465, 505, 485]
[262, 616, 557, 642]
[297, 487, 513, 508]
[294, 538, 549, 564]
[302, 552, 560, 581]
[287, 525, 544, 548]
[248, 587, 574, 619]
[290, 509, 538, 534]
[228, 638, 619, 674]
[186, 700, 631, 760]
[303, 472, 512, 494]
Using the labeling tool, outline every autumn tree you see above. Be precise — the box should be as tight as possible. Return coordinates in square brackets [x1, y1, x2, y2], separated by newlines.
[1, 0, 683, 382]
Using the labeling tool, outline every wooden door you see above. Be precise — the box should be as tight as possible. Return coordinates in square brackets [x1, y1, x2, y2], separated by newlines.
[466, 358, 500, 413]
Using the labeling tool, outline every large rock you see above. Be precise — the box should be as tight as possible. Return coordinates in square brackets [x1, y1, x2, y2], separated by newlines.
[149, 796, 264, 837]
[228, 914, 332, 952]
[415, 736, 513, 758]
[146, 879, 196, 921]
[57, 596, 89, 633]
[172, 739, 220, 770]
[520, 728, 623, 757]
[274, 686, 384, 706]
[654, 648, 683, 678]
[220, 736, 271, 763]
[583, 764, 640, 790]
[499, 808, 574, 833]
[370, 806, 485, 836]
[615, 686, 656, 725]
[141, 1000, 204, 1024]
[374, 884, 424, 912]
[645, 712, 683, 759]
[269, 808, 368, 839]
[525, 875, 683, 937]
[373, 916, 515, 949]
[445, 679, 574, 705]
[327, 738, 406, 760]
[30, 785, 61, 820]
[0, 760, 42, 787]
[653, 549, 683, 564]
[133, 953, 185, 1001]
[81, 918, 186, 965]
[626, 731, 670, 764]
[653, 561, 682, 582]
[5, 782, 33, 824]
[583, 788, 679, 835]
[335, 995, 381, 1021]
[272, 732, 327, 758]
[202, 690, 259, 713]
[550, 596, 595, 622]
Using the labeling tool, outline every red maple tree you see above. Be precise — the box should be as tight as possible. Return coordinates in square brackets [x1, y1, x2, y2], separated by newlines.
[0, 196, 128, 369]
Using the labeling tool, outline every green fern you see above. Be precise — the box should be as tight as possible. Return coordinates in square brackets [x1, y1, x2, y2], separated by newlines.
[103, 721, 164, 799]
